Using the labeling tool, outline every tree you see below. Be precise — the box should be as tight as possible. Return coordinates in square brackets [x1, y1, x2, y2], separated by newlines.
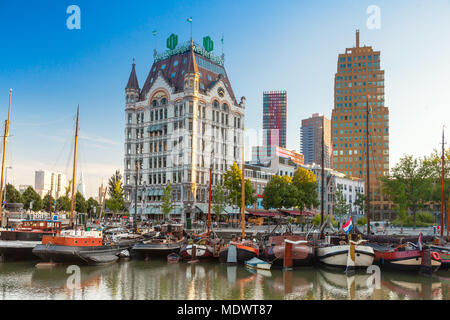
[5, 184, 22, 204]
[56, 195, 71, 212]
[106, 170, 125, 214]
[354, 192, 366, 214]
[292, 167, 320, 210]
[380, 155, 433, 229]
[223, 162, 256, 208]
[161, 182, 174, 221]
[333, 186, 351, 222]
[212, 183, 225, 222]
[42, 193, 55, 212]
[262, 175, 298, 209]
[75, 191, 87, 213]
[87, 197, 99, 217]
[22, 186, 42, 211]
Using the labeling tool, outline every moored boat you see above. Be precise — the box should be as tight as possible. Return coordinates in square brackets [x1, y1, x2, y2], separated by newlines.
[316, 237, 375, 269]
[218, 239, 259, 264]
[167, 253, 180, 263]
[245, 257, 271, 270]
[32, 229, 135, 265]
[131, 223, 186, 259]
[263, 235, 314, 267]
[0, 219, 62, 261]
[368, 242, 441, 272]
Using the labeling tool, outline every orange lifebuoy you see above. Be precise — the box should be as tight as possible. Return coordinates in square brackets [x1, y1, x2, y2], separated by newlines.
[432, 252, 440, 261]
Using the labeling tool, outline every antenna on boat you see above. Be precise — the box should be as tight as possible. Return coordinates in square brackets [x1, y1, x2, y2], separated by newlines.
[441, 125, 446, 241]
[207, 148, 214, 238]
[365, 95, 371, 236]
[70, 105, 79, 228]
[241, 126, 246, 240]
[320, 121, 325, 238]
[0, 89, 12, 227]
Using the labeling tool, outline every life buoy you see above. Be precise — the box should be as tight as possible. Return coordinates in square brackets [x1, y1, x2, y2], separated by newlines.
[432, 252, 440, 261]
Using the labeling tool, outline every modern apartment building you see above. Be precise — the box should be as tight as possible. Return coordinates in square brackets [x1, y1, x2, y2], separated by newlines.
[300, 113, 332, 168]
[263, 91, 287, 148]
[331, 30, 390, 219]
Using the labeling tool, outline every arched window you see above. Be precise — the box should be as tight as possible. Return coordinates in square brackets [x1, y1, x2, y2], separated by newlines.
[222, 103, 229, 112]
[152, 100, 157, 107]
[213, 100, 219, 108]
[161, 98, 167, 105]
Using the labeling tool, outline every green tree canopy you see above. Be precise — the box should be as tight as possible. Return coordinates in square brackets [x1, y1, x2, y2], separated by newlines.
[56, 195, 71, 212]
[223, 162, 256, 208]
[42, 193, 55, 212]
[292, 167, 320, 210]
[212, 183, 225, 222]
[262, 175, 298, 209]
[75, 191, 87, 213]
[86, 197, 99, 217]
[380, 154, 433, 229]
[161, 181, 174, 220]
[22, 186, 43, 211]
[106, 170, 125, 213]
[5, 184, 23, 204]
[333, 186, 351, 219]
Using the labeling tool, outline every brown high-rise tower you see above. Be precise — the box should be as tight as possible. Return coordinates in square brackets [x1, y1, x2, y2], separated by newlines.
[331, 30, 390, 219]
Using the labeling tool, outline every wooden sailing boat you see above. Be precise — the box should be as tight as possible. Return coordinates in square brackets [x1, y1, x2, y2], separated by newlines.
[316, 96, 374, 270]
[32, 107, 135, 265]
[218, 127, 259, 264]
[180, 151, 222, 260]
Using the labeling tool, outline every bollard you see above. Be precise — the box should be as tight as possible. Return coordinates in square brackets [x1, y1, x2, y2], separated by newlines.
[283, 241, 293, 270]
[419, 249, 432, 277]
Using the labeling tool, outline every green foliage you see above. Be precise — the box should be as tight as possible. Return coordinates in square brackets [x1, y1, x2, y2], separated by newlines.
[354, 193, 366, 213]
[262, 175, 298, 209]
[223, 162, 256, 208]
[86, 197, 99, 216]
[21, 186, 42, 211]
[392, 210, 435, 227]
[161, 182, 174, 220]
[380, 155, 433, 229]
[42, 193, 55, 212]
[333, 187, 350, 218]
[212, 183, 225, 222]
[292, 167, 319, 210]
[106, 170, 125, 213]
[357, 216, 368, 226]
[312, 214, 338, 227]
[5, 184, 22, 204]
[75, 191, 87, 213]
[56, 196, 71, 212]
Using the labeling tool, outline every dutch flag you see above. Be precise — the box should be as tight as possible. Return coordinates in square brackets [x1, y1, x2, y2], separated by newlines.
[342, 216, 353, 235]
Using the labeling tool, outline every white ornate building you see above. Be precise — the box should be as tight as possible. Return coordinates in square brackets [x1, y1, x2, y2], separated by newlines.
[124, 38, 245, 223]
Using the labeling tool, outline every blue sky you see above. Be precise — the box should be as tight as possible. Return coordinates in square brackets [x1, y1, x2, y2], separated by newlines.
[1, 0, 450, 198]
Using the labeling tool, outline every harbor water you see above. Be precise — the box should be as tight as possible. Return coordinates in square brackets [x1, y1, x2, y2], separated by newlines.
[1, 260, 450, 300]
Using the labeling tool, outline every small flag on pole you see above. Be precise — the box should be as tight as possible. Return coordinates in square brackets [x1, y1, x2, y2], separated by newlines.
[342, 216, 353, 235]
[152, 30, 157, 36]
[187, 17, 193, 23]
[417, 232, 423, 251]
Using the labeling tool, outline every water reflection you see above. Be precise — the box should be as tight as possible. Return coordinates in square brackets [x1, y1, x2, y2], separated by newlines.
[1, 260, 450, 300]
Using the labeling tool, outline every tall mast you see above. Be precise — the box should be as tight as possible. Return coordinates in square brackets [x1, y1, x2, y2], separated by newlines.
[134, 162, 138, 231]
[0, 89, 12, 226]
[320, 121, 325, 238]
[241, 127, 245, 240]
[441, 127, 445, 239]
[366, 96, 371, 235]
[70, 106, 79, 226]
[207, 150, 213, 237]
